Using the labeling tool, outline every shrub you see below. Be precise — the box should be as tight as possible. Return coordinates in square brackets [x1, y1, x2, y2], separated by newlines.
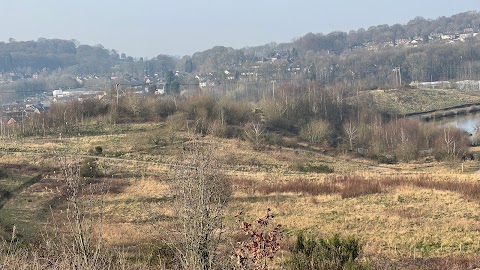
[172, 140, 232, 269]
[147, 243, 179, 268]
[369, 154, 397, 164]
[94, 146, 103, 155]
[166, 113, 187, 131]
[152, 97, 178, 118]
[291, 163, 334, 174]
[260, 99, 298, 133]
[299, 119, 333, 145]
[149, 128, 176, 147]
[286, 233, 369, 270]
[234, 209, 283, 270]
[264, 133, 299, 148]
[219, 98, 254, 125]
[212, 123, 244, 139]
[181, 93, 218, 123]
[223, 125, 244, 138]
[0, 168, 7, 178]
[79, 158, 99, 178]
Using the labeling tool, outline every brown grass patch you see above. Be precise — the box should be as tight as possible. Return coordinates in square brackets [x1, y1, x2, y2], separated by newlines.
[254, 174, 480, 202]
[376, 254, 480, 270]
[338, 175, 382, 198]
[383, 175, 480, 201]
[233, 177, 258, 195]
[257, 178, 337, 196]
[29, 178, 64, 192]
[256, 175, 383, 198]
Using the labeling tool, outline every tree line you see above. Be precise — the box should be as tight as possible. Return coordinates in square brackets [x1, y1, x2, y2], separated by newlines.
[3, 78, 471, 162]
[2, 12, 480, 82]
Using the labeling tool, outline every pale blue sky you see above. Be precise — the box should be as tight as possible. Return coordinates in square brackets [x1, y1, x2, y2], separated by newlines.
[2, 1, 479, 57]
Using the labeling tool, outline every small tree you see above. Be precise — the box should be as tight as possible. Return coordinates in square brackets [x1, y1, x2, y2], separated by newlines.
[233, 209, 283, 270]
[44, 155, 109, 269]
[343, 120, 358, 151]
[244, 122, 266, 150]
[300, 119, 332, 145]
[80, 158, 99, 178]
[165, 71, 180, 95]
[123, 92, 143, 116]
[433, 126, 470, 160]
[172, 140, 232, 270]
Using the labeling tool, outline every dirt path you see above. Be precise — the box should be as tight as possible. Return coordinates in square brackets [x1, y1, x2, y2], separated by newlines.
[0, 174, 42, 210]
[0, 145, 407, 176]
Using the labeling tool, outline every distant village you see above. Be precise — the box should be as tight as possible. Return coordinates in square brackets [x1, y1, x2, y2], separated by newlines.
[363, 27, 479, 50]
[1, 26, 480, 128]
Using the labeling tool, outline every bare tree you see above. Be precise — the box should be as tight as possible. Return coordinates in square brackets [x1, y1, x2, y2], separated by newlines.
[43, 154, 110, 269]
[124, 92, 143, 116]
[443, 127, 456, 157]
[172, 140, 232, 270]
[244, 122, 265, 150]
[343, 120, 358, 151]
[434, 126, 470, 160]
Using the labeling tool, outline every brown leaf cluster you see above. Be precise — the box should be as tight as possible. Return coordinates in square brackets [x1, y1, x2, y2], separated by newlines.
[234, 209, 283, 270]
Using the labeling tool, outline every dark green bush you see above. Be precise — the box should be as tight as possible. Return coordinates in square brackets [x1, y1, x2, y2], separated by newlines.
[181, 93, 218, 122]
[0, 168, 7, 178]
[286, 233, 369, 270]
[212, 124, 244, 139]
[2, 190, 12, 199]
[79, 158, 99, 178]
[264, 133, 299, 148]
[145, 126, 176, 147]
[291, 163, 334, 174]
[147, 243, 179, 268]
[219, 99, 253, 125]
[433, 151, 448, 161]
[369, 154, 397, 164]
[154, 98, 177, 118]
[94, 146, 103, 155]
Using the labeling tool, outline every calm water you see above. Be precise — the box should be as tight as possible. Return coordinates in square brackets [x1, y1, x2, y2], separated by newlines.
[434, 113, 480, 145]
[440, 113, 480, 135]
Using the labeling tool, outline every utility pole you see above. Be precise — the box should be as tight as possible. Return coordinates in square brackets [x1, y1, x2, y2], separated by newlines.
[393, 67, 402, 87]
[399, 67, 402, 86]
[116, 83, 120, 107]
[21, 109, 24, 135]
[271, 80, 276, 99]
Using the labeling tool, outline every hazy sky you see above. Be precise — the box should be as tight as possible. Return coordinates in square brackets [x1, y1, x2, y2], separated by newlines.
[2, 1, 479, 57]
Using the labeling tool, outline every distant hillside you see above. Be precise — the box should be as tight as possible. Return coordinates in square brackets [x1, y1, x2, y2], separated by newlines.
[236, 11, 480, 58]
[1, 11, 480, 94]
[187, 11, 480, 90]
[0, 39, 125, 75]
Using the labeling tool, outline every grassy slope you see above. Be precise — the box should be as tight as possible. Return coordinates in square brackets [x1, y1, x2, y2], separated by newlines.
[1, 122, 480, 266]
[353, 88, 480, 115]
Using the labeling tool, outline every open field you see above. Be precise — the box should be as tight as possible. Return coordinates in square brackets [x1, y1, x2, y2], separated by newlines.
[1, 122, 480, 268]
[355, 87, 480, 115]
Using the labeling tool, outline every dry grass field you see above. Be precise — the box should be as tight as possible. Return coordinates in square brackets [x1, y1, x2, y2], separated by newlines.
[355, 87, 480, 115]
[1, 122, 480, 268]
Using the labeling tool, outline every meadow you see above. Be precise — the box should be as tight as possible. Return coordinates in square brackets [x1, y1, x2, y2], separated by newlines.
[1, 120, 480, 269]
[355, 87, 480, 115]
